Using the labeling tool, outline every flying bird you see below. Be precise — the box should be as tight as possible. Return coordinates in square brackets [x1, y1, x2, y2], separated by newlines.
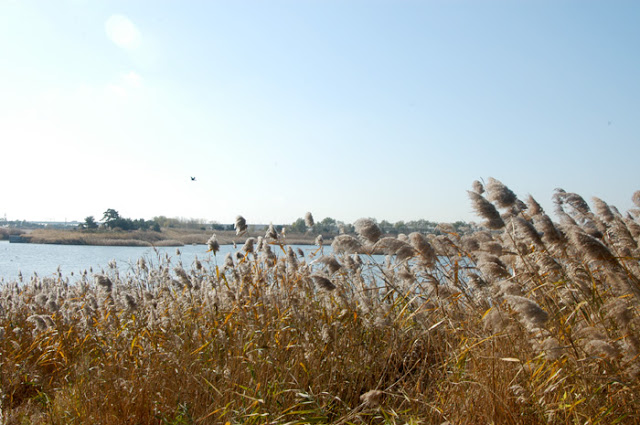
[191, 176, 196, 181]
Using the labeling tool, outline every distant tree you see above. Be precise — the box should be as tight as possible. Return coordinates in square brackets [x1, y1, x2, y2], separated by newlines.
[84, 216, 98, 230]
[153, 216, 170, 228]
[379, 220, 394, 233]
[211, 222, 225, 231]
[290, 218, 307, 234]
[133, 218, 150, 231]
[102, 209, 120, 229]
[394, 221, 408, 234]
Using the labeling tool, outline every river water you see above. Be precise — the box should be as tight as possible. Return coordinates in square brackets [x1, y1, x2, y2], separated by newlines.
[0, 241, 329, 283]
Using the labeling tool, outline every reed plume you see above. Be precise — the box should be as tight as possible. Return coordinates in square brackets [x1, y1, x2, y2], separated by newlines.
[486, 177, 517, 209]
[633, 190, 640, 208]
[207, 233, 220, 254]
[315, 255, 342, 274]
[331, 234, 363, 254]
[373, 237, 415, 262]
[354, 218, 382, 244]
[526, 195, 544, 216]
[234, 215, 248, 235]
[468, 191, 505, 229]
[592, 196, 615, 223]
[242, 237, 256, 254]
[304, 212, 314, 228]
[311, 274, 336, 291]
[568, 228, 618, 265]
[409, 232, 436, 268]
[265, 224, 278, 240]
[94, 274, 113, 292]
[360, 390, 384, 407]
[505, 295, 549, 328]
[471, 180, 484, 194]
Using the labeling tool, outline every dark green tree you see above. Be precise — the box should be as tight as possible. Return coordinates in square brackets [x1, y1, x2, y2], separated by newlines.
[84, 216, 98, 230]
[102, 209, 120, 229]
[290, 218, 307, 234]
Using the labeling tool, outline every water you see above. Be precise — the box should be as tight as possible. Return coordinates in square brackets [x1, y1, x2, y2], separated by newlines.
[0, 241, 328, 283]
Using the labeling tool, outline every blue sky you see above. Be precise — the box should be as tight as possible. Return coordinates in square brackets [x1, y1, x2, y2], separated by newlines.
[1, 1, 639, 225]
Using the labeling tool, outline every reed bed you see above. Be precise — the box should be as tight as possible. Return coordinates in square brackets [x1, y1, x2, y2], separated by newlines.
[1, 179, 639, 424]
[18, 229, 323, 247]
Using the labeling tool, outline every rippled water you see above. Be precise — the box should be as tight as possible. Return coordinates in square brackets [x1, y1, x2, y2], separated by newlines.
[0, 241, 327, 283]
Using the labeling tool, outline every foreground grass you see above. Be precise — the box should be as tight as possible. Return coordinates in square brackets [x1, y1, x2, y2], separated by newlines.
[1, 178, 639, 424]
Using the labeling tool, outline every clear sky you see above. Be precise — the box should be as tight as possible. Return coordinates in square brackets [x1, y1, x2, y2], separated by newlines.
[1, 0, 639, 225]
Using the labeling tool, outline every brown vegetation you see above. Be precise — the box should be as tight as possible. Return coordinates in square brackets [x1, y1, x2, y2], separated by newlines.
[1, 179, 640, 424]
[18, 228, 324, 247]
[0, 228, 24, 241]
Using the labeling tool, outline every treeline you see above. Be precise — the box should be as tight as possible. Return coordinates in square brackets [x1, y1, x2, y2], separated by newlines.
[287, 214, 473, 235]
[75, 209, 471, 235]
[78, 209, 159, 232]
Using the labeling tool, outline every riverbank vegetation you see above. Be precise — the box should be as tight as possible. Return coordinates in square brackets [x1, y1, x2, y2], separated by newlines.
[3, 209, 473, 246]
[18, 228, 324, 247]
[1, 178, 639, 424]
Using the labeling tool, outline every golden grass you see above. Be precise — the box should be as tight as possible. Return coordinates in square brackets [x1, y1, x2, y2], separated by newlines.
[1, 180, 639, 424]
[19, 229, 324, 247]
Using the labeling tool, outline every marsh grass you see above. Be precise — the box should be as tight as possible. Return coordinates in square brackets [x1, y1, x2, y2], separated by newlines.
[1, 179, 639, 424]
[20, 229, 325, 247]
[0, 228, 24, 241]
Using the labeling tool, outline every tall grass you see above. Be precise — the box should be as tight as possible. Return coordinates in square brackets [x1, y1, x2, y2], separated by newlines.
[1, 179, 639, 424]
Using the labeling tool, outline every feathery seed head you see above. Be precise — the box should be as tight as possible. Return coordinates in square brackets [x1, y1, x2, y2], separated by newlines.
[137, 257, 147, 271]
[331, 234, 363, 254]
[256, 236, 265, 252]
[311, 274, 336, 291]
[207, 234, 220, 254]
[506, 295, 548, 328]
[124, 293, 137, 310]
[468, 191, 505, 229]
[234, 215, 248, 235]
[409, 232, 436, 267]
[354, 218, 382, 244]
[541, 337, 563, 360]
[304, 212, 314, 228]
[360, 390, 384, 407]
[585, 340, 618, 359]
[265, 224, 278, 240]
[526, 195, 544, 216]
[534, 214, 566, 246]
[477, 253, 511, 280]
[46, 300, 59, 312]
[472, 180, 484, 194]
[510, 216, 543, 247]
[242, 237, 256, 254]
[633, 191, 640, 208]
[315, 234, 323, 247]
[592, 197, 615, 223]
[486, 177, 517, 209]
[223, 252, 234, 269]
[287, 246, 298, 269]
[28, 315, 48, 332]
[174, 267, 192, 288]
[562, 192, 592, 216]
[569, 228, 617, 265]
[94, 274, 113, 292]
[373, 237, 415, 262]
[316, 255, 342, 274]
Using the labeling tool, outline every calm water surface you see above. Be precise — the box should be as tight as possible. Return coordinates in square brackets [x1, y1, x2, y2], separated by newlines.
[0, 241, 327, 283]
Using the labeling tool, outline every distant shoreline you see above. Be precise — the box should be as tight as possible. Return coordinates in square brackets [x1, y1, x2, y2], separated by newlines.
[4, 228, 328, 247]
